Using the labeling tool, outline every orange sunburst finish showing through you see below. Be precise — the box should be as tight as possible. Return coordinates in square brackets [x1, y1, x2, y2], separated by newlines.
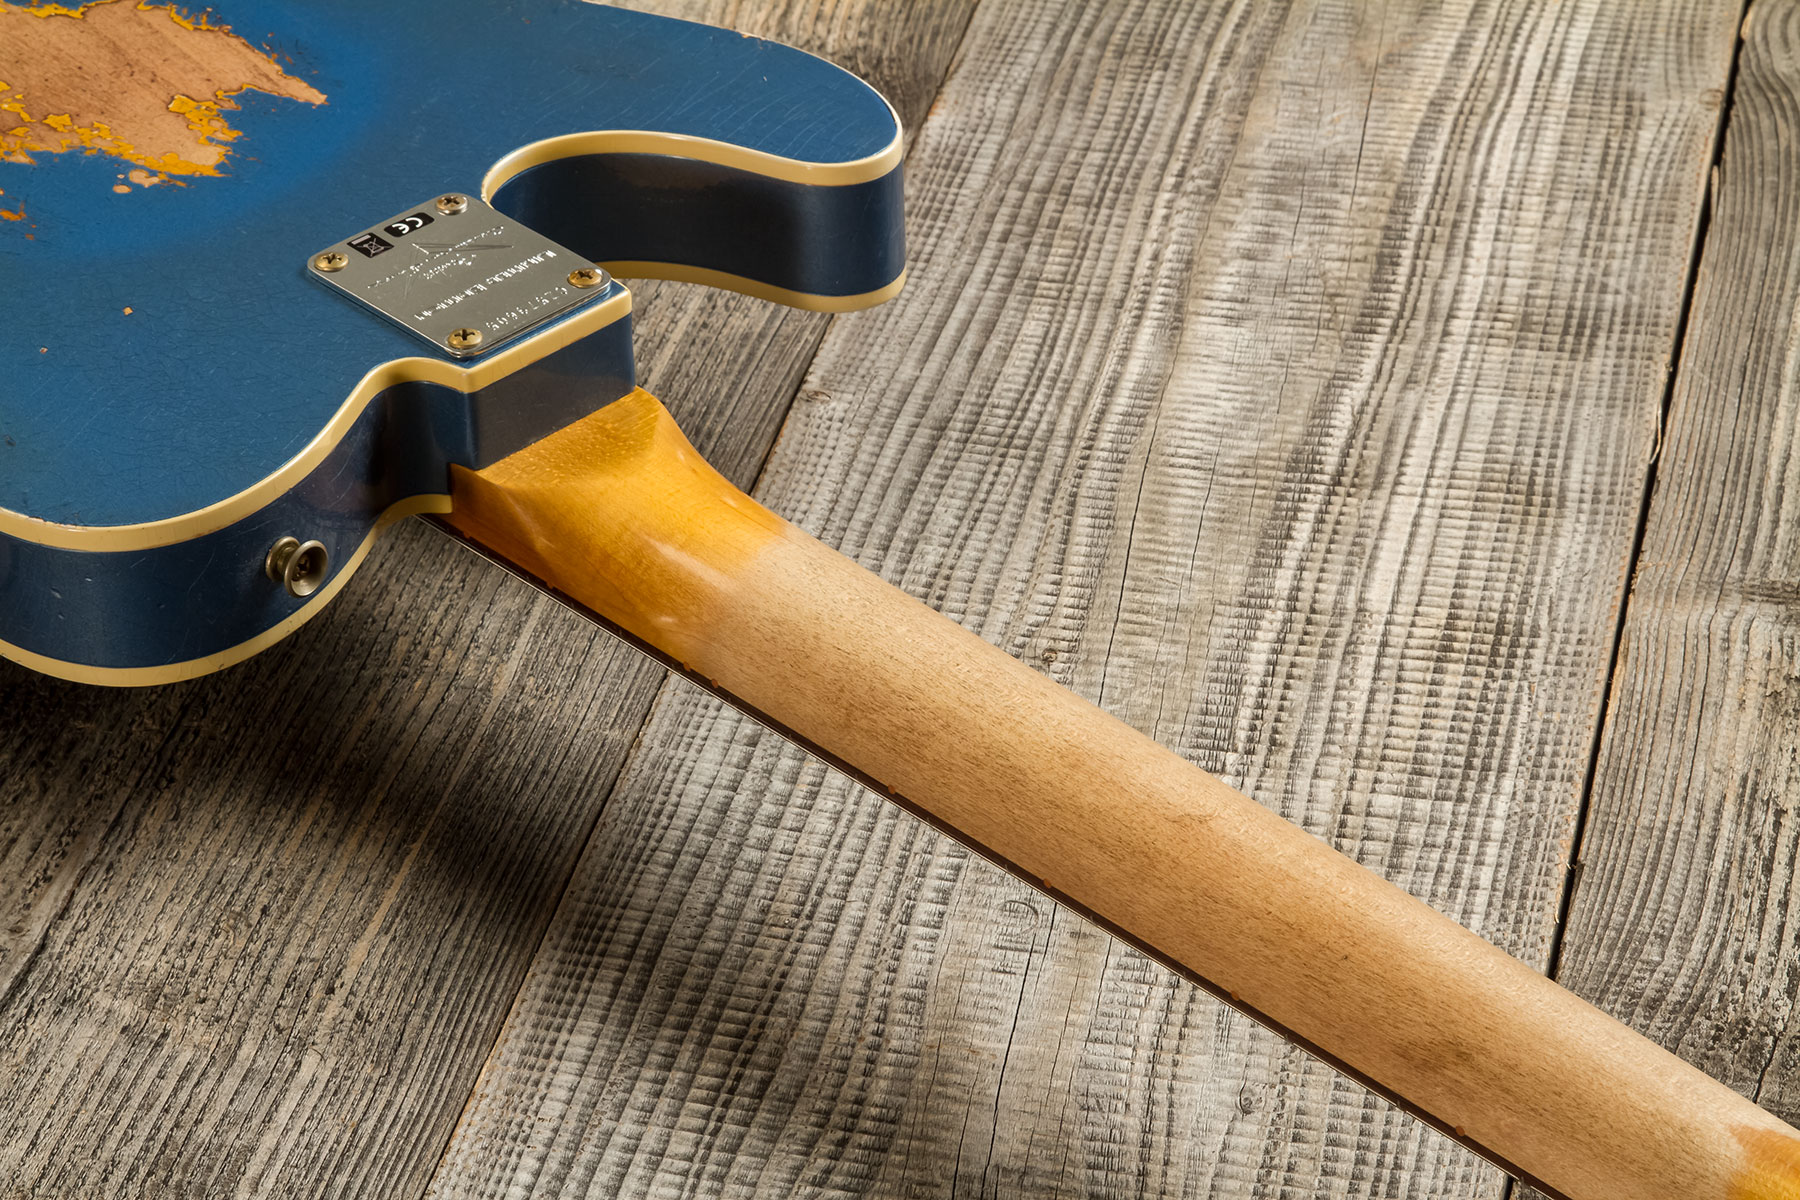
[0, 0, 324, 184]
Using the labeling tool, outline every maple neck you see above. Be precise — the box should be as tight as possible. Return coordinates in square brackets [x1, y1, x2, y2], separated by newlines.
[443, 389, 1800, 1200]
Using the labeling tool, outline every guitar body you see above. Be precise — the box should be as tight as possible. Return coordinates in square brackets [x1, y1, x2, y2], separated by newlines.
[0, 0, 903, 683]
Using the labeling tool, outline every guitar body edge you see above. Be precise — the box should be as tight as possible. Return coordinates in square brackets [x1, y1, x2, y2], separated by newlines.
[0, 310, 635, 684]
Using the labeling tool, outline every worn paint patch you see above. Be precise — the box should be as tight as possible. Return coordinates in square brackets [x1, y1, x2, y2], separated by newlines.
[0, 0, 324, 183]
[1733, 1126, 1800, 1200]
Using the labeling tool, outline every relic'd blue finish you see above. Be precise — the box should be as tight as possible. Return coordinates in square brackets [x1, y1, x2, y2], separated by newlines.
[0, 0, 905, 683]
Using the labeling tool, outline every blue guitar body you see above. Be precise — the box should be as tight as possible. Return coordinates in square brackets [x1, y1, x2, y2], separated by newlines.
[0, 0, 903, 683]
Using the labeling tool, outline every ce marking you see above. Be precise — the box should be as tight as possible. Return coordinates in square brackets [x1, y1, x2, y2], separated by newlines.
[383, 212, 435, 239]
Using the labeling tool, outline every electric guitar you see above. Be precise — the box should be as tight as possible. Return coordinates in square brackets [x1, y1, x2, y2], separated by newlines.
[2, 4, 1794, 1198]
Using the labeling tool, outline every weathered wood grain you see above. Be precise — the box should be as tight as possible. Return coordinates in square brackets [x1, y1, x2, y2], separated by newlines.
[1548, 0, 1800, 1165]
[0, 538, 657, 1198]
[429, 2, 1739, 1198]
[0, 2, 974, 1196]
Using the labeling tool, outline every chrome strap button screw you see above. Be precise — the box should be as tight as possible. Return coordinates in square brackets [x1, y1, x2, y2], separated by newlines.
[447, 327, 483, 351]
[435, 193, 469, 215]
[265, 536, 330, 599]
[568, 266, 608, 289]
[313, 251, 348, 273]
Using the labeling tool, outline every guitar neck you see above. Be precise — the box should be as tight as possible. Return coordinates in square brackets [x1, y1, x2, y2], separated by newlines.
[441, 388, 1800, 1200]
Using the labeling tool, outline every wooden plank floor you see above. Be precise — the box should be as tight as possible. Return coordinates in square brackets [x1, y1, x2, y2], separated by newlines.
[1537, 4, 1800, 1194]
[0, 0, 1784, 1198]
